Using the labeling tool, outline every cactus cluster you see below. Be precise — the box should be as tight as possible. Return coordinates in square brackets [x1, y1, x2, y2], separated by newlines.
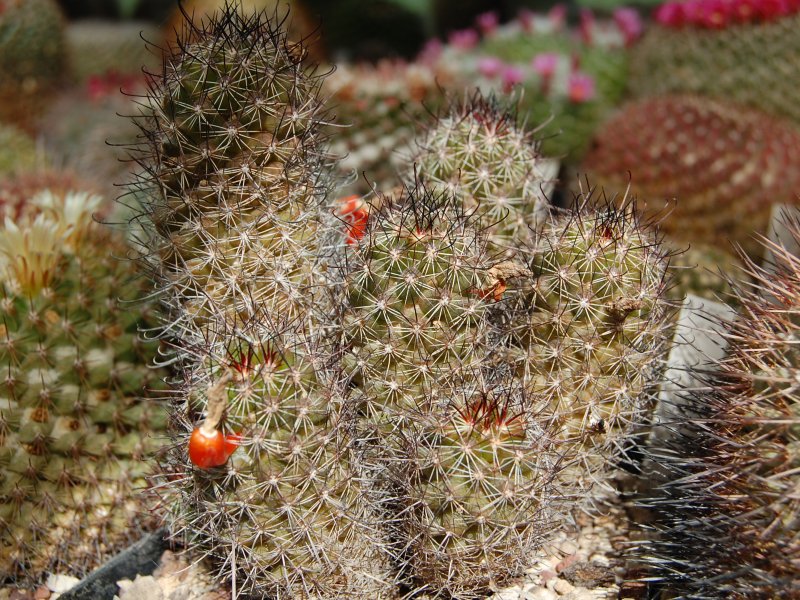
[582, 95, 800, 256]
[0, 125, 38, 176]
[0, 186, 167, 581]
[128, 4, 680, 599]
[630, 0, 800, 124]
[642, 218, 800, 597]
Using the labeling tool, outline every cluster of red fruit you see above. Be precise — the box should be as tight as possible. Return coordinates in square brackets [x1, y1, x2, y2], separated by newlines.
[655, 0, 799, 28]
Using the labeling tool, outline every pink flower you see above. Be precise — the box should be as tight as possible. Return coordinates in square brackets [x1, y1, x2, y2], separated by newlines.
[478, 56, 505, 79]
[418, 38, 443, 64]
[448, 28, 479, 49]
[549, 4, 567, 28]
[476, 11, 499, 35]
[730, 0, 758, 21]
[655, 2, 686, 26]
[518, 8, 535, 31]
[501, 65, 525, 93]
[699, 0, 729, 28]
[613, 8, 643, 45]
[568, 72, 596, 103]
[532, 53, 559, 78]
[757, 0, 791, 19]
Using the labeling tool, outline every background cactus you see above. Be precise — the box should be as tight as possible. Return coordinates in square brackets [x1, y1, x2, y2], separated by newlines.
[410, 94, 553, 251]
[427, 8, 637, 161]
[0, 187, 167, 582]
[65, 19, 163, 83]
[641, 217, 800, 597]
[324, 61, 447, 196]
[0, 0, 66, 132]
[629, 0, 800, 124]
[131, 5, 394, 597]
[0, 125, 38, 176]
[581, 95, 800, 257]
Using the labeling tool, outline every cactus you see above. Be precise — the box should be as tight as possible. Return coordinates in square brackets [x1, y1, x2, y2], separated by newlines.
[629, 0, 800, 125]
[0, 0, 66, 131]
[65, 20, 163, 82]
[392, 378, 559, 599]
[428, 8, 636, 160]
[642, 217, 800, 597]
[131, 5, 395, 597]
[0, 188, 167, 582]
[410, 94, 552, 251]
[582, 96, 800, 257]
[0, 125, 38, 175]
[500, 199, 673, 492]
[324, 61, 447, 196]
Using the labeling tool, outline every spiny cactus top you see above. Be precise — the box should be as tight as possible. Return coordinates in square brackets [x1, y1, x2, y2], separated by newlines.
[583, 95, 800, 257]
[411, 95, 551, 251]
[630, 0, 800, 124]
[0, 189, 167, 581]
[644, 218, 800, 596]
[502, 199, 672, 490]
[132, 3, 331, 344]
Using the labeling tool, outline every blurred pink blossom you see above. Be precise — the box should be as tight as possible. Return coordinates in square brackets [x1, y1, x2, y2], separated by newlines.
[476, 11, 499, 35]
[501, 65, 525, 93]
[568, 72, 596, 103]
[613, 8, 643, 45]
[448, 28, 479, 49]
[478, 56, 505, 78]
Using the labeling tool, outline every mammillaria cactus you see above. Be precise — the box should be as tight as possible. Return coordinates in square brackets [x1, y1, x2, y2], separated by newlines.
[582, 96, 800, 257]
[642, 218, 800, 596]
[410, 94, 552, 250]
[630, 0, 800, 124]
[131, 4, 395, 597]
[502, 199, 672, 492]
[0, 0, 66, 130]
[0, 187, 167, 581]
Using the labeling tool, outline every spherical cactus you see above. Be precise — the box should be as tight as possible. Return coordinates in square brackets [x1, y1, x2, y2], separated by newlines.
[502, 198, 672, 492]
[642, 217, 800, 597]
[630, 0, 800, 125]
[410, 94, 552, 251]
[0, 188, 167, 582]
[132, 6, 394, 597]
[324, 61, 447, 196]
[582, 96, 800, 257]
[65, 19, 163, 82]
[0, 0, 66, 131]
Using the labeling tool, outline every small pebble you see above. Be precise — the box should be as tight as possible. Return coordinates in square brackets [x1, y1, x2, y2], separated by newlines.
[33, 587, 49, 600]
[553, 579, 575, 595]
[116, 575, 163, 600]
[45, 575, 79, 594]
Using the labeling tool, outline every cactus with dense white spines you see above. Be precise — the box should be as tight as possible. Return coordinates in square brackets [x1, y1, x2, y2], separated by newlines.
[410, 95, 552, 252]
[0, 188, 167, 582]
[501, 200, 673, 492]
